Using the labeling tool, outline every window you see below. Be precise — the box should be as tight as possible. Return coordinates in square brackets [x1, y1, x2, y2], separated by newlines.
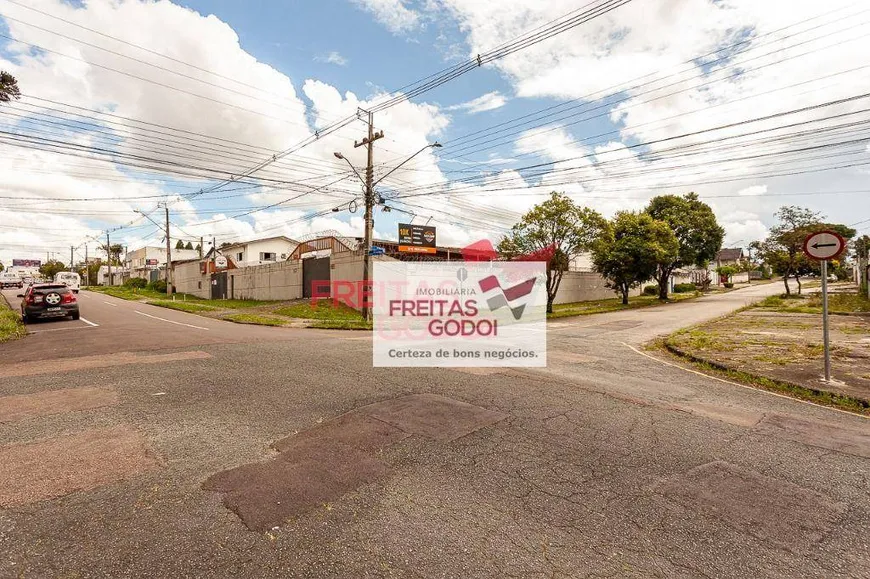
[260, 252, 276, 261]
[197, 281, 202, 289]
[236, 252, 244, 262]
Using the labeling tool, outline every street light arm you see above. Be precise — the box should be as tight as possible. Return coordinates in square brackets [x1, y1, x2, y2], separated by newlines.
[334, 154, 368, 188]
[372, 143, 441, 188]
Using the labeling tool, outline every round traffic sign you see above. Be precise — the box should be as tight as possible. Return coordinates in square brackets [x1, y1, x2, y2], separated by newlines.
[803, 230, 846, 260]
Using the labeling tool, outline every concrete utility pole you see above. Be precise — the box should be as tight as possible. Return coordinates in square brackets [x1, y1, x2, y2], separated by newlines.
[106, 232, 112, 286]
[352, 110, 383, 322]
[84, 244, 88, 287]
[164, 204, 172, 296]
[199, 236, 204, 259]
[70, 246, 74, 271]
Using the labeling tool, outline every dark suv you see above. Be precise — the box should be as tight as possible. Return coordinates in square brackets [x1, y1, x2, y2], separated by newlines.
[19, 284, 80, 322]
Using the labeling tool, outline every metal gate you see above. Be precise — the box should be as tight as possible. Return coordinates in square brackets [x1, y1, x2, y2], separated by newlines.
[211, 271, 227, 300]
[302, 256, 330, 298]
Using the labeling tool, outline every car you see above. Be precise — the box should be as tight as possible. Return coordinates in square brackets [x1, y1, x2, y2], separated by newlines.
[54, 271, 81, 293]
[0, 273, 22, 289]
[18, 283, 80, 322]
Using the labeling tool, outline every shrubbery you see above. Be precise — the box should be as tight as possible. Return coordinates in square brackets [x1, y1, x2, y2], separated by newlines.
[673, 283, 697, 293]
[148, 279, 167, 293]
[124, 278, 147, 289]
[643, 285, 658, 295]
[723, 282, 734, 289]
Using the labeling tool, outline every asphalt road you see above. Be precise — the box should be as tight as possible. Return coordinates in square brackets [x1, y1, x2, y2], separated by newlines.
[0, 285, 868, 578]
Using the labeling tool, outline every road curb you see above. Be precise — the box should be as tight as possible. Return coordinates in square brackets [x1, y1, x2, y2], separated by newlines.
[663, 340, 870, 413]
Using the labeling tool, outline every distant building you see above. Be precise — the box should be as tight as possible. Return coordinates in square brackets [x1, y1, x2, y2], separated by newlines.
[213, 236, 298, 268]
[125, 246, 200, 281]
[713, 248, 746, 267]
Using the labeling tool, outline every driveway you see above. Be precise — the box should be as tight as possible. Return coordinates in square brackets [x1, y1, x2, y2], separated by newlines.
[0, 284, 867, 578]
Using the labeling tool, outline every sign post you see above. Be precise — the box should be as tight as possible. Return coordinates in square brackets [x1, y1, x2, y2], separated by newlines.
[802, 230, 846, 382]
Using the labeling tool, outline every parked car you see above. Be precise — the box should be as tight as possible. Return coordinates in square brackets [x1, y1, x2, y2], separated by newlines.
[18, 283, 80, 322]
[0, 272, 22, 289]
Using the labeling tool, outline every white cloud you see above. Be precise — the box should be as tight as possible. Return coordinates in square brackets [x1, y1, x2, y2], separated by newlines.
[315, 51, 349, 66]
[351, 0, 421, 34]
[446, 91, 508, 113]
[738, 185, 767, 196]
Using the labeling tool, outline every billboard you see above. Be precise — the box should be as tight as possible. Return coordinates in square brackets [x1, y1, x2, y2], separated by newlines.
[145, 259, 159, 266]
[398, 223, 436, 254]
[12, 259, 41, 267]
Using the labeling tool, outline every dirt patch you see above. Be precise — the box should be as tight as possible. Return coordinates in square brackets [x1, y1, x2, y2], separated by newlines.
[203, 394, 507, 531]
[656, 461, 845, 552]
[0, 350, 211, 378]
[667, 308, 870, 404]
[0, 387, 117, 423]
[0, 425, 159, 507]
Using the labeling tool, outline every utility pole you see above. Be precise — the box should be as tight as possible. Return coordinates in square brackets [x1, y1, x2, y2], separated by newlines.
[84, 244, 88, 287]
[106, 232, 112, 286]
[70, 246, 74, 271]
[164, 204, 172, 296]
[353, 110, 383, 321]
[199, 236, 204, 259]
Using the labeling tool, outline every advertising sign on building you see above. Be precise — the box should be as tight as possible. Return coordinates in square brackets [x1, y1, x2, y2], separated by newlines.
[12, 259, 41, 267]
[145, 259, 159, 266]
[398, 223, 436, 254]
[373, 261, 547, 367]
[215, 255, 228, 269]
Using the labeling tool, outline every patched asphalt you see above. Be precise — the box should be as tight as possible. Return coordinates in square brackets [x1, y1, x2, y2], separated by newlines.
[0, 285, 867, 578]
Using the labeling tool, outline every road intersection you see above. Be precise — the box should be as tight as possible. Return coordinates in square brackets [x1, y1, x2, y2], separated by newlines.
[0, 284, 867, 578]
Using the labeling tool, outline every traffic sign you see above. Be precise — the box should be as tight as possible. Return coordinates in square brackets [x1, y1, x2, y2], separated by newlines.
[803, 230, 845, 261]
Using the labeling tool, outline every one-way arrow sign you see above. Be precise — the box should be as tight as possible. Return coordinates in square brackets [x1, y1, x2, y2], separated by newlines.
[803, 230, 846, 261]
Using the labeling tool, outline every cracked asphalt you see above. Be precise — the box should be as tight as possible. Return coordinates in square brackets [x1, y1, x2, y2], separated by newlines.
[0, 284, 868, 578]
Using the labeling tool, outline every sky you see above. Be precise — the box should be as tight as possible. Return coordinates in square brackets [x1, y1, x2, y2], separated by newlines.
[1, 0, 870, 267]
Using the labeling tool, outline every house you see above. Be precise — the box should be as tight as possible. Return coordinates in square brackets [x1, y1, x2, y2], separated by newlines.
[713, 248, 746, 267]
[125, 246, 200, 282]
[213, 236, 299, 268]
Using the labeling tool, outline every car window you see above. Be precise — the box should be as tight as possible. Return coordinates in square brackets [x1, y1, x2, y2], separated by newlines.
[33, 286, 70, 294]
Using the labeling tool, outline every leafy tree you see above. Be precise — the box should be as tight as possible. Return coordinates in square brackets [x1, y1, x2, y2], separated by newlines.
[591, 212, 679, 305]
[757, 206, 855, 294]
[498, 192, 606, 313]
[716, 265, 737, 282]
[99, 243, 125, 265]
[39, 260, 67, 279]
[0, 261, 4, 273]
[185, 241, 194, 250]
[175, 239, 185, 250]
[195, 243, 202, 252]
[645, 192, 724, 299]
[0, 71, 20, 103]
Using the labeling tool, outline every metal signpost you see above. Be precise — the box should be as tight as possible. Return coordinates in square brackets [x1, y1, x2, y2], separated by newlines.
[802, 230, 846, 382]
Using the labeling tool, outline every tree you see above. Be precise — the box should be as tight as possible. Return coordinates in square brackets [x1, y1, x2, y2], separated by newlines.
[645, 193, 724, 299]
[195, 243, 202, 252]
[39, 260, 67, 279]
[757, 206, 856, 294]
[175, 239, 185, 250]
[184, 241, 194, 250]
[592, 212, 679, 304]
[99, 243, 124, 265]
[498, 192, 606, 313]
[0, 71, 20, 103]
[0, 261, 4, 273]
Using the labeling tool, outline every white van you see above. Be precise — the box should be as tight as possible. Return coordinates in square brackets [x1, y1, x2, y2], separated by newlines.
[54, 271, 81, 293]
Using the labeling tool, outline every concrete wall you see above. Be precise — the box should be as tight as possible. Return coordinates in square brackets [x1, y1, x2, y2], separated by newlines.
[228, 260, 304, 301]
[553, 271, 642, 304]
[174, 261, 209, 298]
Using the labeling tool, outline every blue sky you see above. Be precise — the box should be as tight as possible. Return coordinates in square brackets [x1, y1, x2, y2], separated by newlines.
[1, 0, 870, 263]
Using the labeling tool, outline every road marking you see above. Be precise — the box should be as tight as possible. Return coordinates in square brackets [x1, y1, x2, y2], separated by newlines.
[80, 317, 98, 327]
[103, 301, 117, 307]
[134, 310, 210, 330]
[621, 342, 867, 419]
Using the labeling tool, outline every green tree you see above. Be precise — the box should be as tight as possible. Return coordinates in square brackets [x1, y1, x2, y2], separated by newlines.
[99, 243, 124, 265]
[591, 212, 679, 305]
[0, 261, 4, 273]
[175, 239, 185, 250]
[645, 192, 724, 299]
[757, 206, 855, 294]
[184, 241, 194, 250]
[498, 192, 606, 313]
[39, 260, 67, 279]
[0, 71, 20, 103]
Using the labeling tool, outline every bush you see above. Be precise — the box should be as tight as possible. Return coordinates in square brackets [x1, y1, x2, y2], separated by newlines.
[673, 283, 697, 293]
[643, 285, 658, 295]
[124, 278, 147, 289]
[148, 279, 167, 293]
[723, 282, 734, 289]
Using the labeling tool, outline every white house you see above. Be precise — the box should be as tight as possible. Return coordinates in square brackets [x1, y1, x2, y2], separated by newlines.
[125, 246, 200, 281]
[214, 236, 299, 268]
